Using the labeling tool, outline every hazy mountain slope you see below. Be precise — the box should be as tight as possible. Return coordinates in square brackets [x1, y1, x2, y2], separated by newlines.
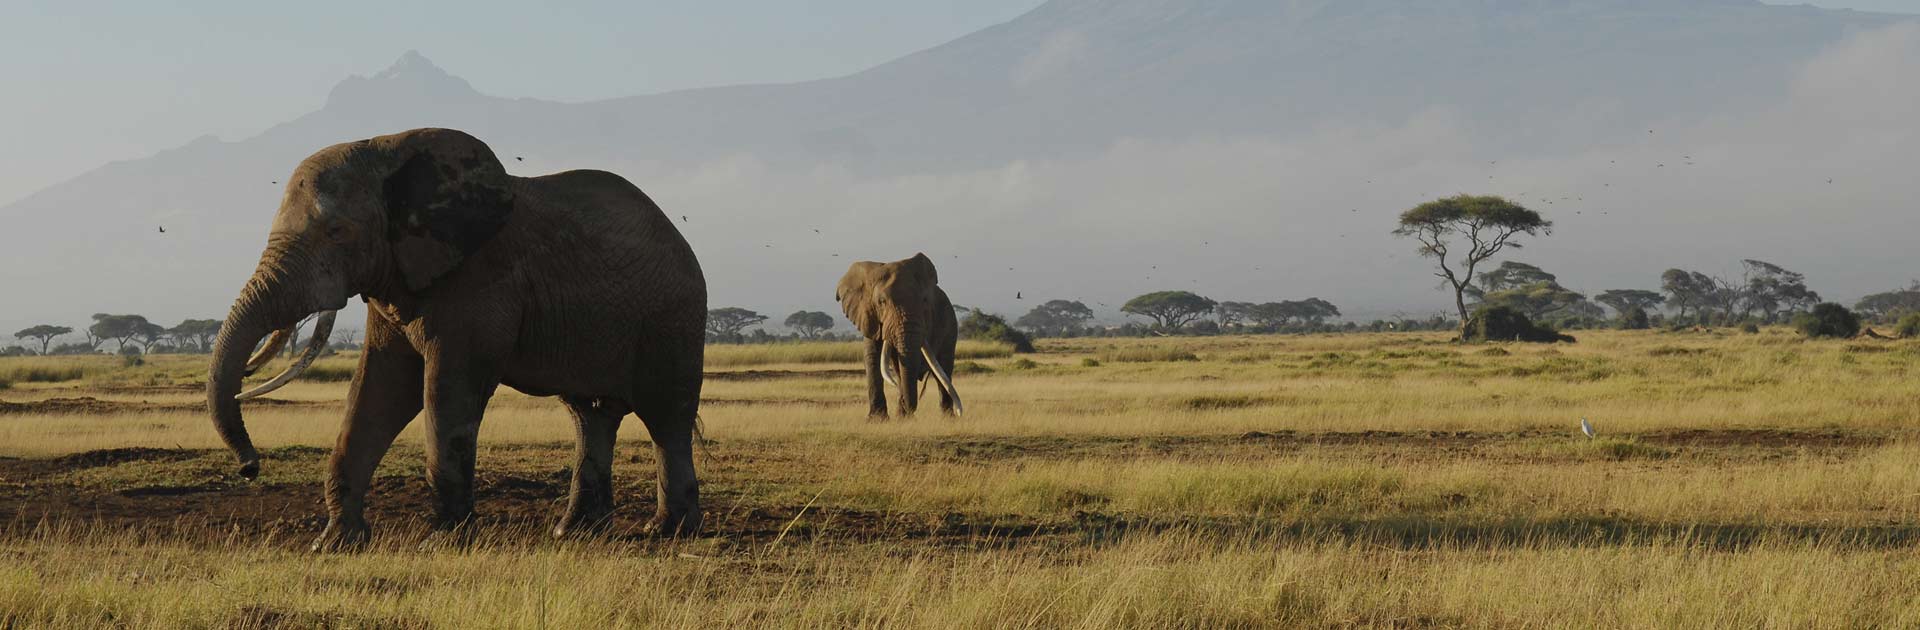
[1, 0, 1912, 333]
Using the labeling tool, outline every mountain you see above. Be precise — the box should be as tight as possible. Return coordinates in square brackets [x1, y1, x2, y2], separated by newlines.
[3, 0, 1916, 334]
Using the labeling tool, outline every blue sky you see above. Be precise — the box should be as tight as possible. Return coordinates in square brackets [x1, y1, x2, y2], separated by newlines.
[0, 0, 1914, 204]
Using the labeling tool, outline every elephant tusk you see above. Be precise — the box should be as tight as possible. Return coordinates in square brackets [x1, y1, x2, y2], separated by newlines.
[919, 345, 963, 416]
[879, 340, 899, 388]
[244, 326, 296, 376]
[237, 310, 336, 400]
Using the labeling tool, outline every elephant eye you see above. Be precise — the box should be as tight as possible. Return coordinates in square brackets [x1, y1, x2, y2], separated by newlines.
[325, 223, 355, 243]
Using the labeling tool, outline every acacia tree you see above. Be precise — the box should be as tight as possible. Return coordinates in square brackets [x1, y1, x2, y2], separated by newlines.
[1855, 282, 1920, 321]
[1215, 302, 1256, 329]
[168, 319, 222, 353]
[1468, 261, 1558, 302]
[1740, 259, 1819, 323]
[1393, 195, 1552, 338]
[90, 314, 163, 353]
[1016, 300, 1096, 337]
[783, 311, 835, 338]
[706, 307, 768, 339]
[13, 325, 72, 355]
[1121, 291, 1217, 331]
[1595, 289, 1666, 316]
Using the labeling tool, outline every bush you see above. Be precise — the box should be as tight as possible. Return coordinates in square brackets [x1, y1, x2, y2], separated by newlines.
[1739, 322, 1761, 334]
[959, 310, 1036, 353]
[1080, 358, 1102, 367]
[1464, 306, 1575, 343]
[1616, 306, 1651, 330]
[1896, 314, 1920, 339]
[1009, 358, 1040, 370]
[1794, 303, 1861, 339]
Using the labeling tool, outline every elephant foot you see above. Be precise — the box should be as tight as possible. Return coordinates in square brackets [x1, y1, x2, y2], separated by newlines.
[866, 408, 890, 421]
[551, 508, 616, 539]
[311, 519, 371, 553]
[431, 506, 476, 532]
[646, 508, 702, 538]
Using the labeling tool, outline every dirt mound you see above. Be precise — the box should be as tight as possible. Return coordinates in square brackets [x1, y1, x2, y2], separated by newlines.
[52, 447, 201, 470]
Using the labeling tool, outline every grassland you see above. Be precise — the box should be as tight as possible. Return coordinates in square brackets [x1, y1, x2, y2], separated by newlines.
[2, 330, 1919, 628]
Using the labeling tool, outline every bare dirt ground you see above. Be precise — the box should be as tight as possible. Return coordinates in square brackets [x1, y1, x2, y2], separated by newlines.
[2, 426, 1902, 556]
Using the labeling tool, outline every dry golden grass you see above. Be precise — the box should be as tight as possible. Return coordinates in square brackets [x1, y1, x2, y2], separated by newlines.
[3, 328, 1920, 628]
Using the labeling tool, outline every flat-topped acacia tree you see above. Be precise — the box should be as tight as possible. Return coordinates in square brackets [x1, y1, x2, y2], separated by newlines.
[1393, 195, 1551, 339]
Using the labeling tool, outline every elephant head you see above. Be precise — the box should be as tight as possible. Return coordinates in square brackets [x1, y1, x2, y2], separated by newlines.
[208, 128, 515, 478]
[836, 253, 962, 416]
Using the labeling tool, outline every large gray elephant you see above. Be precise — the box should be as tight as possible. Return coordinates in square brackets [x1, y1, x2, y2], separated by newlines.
[835, 254, 963, 418]
[207, 128, 707, 551]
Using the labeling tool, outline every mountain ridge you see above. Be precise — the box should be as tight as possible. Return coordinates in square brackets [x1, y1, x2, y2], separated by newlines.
[2, 0, 1915, 333]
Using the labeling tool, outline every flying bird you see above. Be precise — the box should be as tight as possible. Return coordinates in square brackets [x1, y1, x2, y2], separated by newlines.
[680, 215, 687, 223]
[515, 156, 523, 161]
[157, 226, 166, 233]
[1580, 417, 1596, 439]
[1016, 292, 1023, 299]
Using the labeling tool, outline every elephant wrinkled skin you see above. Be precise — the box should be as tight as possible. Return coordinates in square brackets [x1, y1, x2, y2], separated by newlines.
[207, 128, 707, 551]
[835, 253, 963, 418]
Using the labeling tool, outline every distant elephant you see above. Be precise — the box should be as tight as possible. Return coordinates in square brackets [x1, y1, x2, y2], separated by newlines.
[835, 253, 963, 418]
[205, 128, 707, 551]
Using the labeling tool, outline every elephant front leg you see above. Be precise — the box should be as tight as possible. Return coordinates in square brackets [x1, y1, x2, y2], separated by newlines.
[554, 396, 624, 537]
[423, 373, 496, 531]
[315, 322, 424, 553]
[864, 338, 889, 419]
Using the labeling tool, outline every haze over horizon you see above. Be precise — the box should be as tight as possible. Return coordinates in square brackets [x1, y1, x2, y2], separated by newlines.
[4, 0, 1919, 337]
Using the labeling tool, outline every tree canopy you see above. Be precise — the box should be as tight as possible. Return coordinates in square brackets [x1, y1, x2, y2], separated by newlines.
[706, 308, 768, 339]
[1015, 300, 1096, 336]
[88, 314, 164, 353]
[1393, 195, 1551, 337]
[1121, 291, 1218, 331]
[168, 319, 222, 352]
[1855, 282, 1920, 321]
[1595, 289, 1666, 315]
[12, 325, 73, 355]
[783, 311, 836, 338]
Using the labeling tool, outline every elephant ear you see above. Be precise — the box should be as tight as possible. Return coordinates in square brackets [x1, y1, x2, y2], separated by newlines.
[381, 131, 515, 292]
[837, 262, 881, 334]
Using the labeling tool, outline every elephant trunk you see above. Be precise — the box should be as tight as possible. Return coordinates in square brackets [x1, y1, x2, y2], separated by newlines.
[207, 242, 325, 479]
[886, 322, 929, 414]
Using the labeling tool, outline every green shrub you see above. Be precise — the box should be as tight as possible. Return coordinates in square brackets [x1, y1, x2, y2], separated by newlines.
[1464, 306, 1575, 343]
[1896, 313, 1920, 339]
[1616, 306, 1651, 330]
[1080, 358, 1102, 367]
[0, 377, 11, 390]
[959, 310, 1036, 353]
[1739, 322, 1761, 334]
[1794, 303, 1861, 339]
[1009, 358, 1040, 370]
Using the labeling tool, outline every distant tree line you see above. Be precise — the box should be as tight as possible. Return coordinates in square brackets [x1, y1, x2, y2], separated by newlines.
[6, 314, 360, 357]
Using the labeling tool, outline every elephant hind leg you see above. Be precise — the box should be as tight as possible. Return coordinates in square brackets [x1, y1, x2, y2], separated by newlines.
[553, 395, 626, 538]
[634, 382, 703, 537]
